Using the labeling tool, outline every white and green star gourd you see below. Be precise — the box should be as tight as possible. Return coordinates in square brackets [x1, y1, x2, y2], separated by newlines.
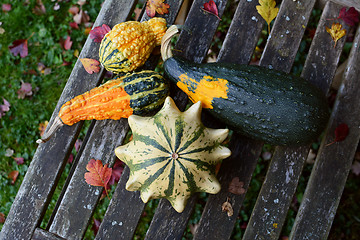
[115, 96, 231, 212]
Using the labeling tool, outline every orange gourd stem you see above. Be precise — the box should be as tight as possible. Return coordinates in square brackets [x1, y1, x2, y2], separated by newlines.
[37, 78, 131, 143]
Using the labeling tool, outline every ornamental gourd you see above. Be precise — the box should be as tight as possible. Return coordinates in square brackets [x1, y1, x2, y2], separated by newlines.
[99, 18, 167, 73]
[37, 70, 169, 143]
[115, 97, 231, 213]
[161, 25, 330, 146]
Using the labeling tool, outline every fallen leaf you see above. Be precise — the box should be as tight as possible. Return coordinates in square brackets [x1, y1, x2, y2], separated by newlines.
[261, 151, 272, 161]
[73, 9, 90, 24]
[68, 5, 79, 15]
[338, 7, 359, 26]
[0, 212, 5, 224]
[221, 198, 233, 217]
[53, 2, 60, 11]
[17, 81, 33, 99]
[85, 159, 112, 199]
[256, 0, 279, 33]
[69, 22, 79, 29]
[74, 139, 83, 152]
[2, 3, 11, 12]
[202, 0, 221, 20]
[108, 159, 124, 185]
[351, 161, 360, 176]
[33, 0, 46, 15]
[189, 223, 199, 235]
[9, 39, 28, 58]
[0, 98, 10, 118]
[63, 36, 73, 50]
[80, 58, 100, 74]
[77, 0, 86, 6]
[228, 177, 246, 195]
[326, 23, 346, 48]
[89, 24, 111, 43]
[146, 0, 170, 18]
[14, 157, 24, 165]
[39, 120, 48, 136]
[8, 170, 19, 185]
[326, 123, 349, 146]
[0, 27, 5, 34]
[92, 218, 101, 235]
[68, 153, 74, 164]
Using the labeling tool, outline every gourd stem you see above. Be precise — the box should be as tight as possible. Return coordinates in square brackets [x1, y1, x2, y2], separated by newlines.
[161, 25, 180, 62]
[36, 116, 64, 144]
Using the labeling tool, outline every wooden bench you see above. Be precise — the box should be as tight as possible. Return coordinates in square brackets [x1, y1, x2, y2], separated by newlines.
[1, 0, 360, 239]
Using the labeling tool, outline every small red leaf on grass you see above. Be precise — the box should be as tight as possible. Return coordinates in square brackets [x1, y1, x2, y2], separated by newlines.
[63, 36, 73, 50]
[0, 98, 10, 118]
[326, 123, 349, 146]
[338, 7, 359, 26]
[2, 3, 11, 12]
[202, 0, 221, 20]
[146, 0, 170, 18]
[14, 157, 24, 165]
[92, 218, 101, 235]
[8, 170, 19, 184]
[17, 82, 33, 99]
[80, 58, 100, 74]
[9, 39, 28, 58]
[0, 212, 5, 224]
[351, 161, 360, 176]
[90, 24, 111, 43]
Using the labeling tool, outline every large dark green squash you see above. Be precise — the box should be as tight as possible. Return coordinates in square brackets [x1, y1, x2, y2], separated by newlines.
[161, 26, 329, 146]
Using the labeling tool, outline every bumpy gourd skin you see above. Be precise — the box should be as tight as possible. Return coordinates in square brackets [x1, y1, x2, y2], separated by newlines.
[99, 18, 167, 73]
[59, 70, 169, 125]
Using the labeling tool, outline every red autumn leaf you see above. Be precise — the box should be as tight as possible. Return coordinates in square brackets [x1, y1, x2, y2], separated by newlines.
[17, 81, 33, 99]
[69, 22, 79, 29]
[0, 98, 10, 118]
[2, 3, 11, 12]
[338, 7, 359, 26]
[326, 123, 349, 146]
[85, 159, 112, 188]
[0, 212, 5, 224]
[68, 5, 79, 15]
[74, 139, 83, 152]
[92, 218, 101, 235]
[9, 39, 28, 58]
[14, 157, 24, 165]
[90, 24, 111, 43]
[63, 36, 73, 50]
[146, 0, 170, 18]
[228, 177, 246, 195]
[80, 58, 100, 74]
[8, 170, 19, 185]
[108, 160, 124, 185]
[33, 0, 46, 15]
[202, 0, 221, 20]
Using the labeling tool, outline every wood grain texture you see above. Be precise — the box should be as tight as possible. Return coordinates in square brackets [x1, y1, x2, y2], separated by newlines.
[32, 228, 66, 240]
[290, 22, 360, 240]
[243, 2, 349, 239]
[0, 1, 136, 240]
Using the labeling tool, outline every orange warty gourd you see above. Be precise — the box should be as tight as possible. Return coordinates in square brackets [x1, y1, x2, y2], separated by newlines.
[37, 70, 169, 143]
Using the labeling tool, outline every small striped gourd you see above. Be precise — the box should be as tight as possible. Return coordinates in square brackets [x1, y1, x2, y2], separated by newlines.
[115, 97, 231, 213]
[99, 18, 167, 73]
[37, 70, 169, 143]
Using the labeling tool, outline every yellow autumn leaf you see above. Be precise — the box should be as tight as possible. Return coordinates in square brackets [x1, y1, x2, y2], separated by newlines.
[326, 23, 346, 48]
[256, 0, 279, 33]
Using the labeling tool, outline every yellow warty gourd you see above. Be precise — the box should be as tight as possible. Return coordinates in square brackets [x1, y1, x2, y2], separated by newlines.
[99, 18, 167, 73]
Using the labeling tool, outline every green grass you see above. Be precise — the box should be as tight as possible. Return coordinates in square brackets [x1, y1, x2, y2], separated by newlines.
[0, 1, 359, 239]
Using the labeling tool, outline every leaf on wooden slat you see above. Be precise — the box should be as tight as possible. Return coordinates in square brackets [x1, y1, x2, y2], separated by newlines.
[326, 123, 349, 146]
[79, 58, 100, 74]
[221, 198, 233, 217]
[228, 177, 246, 195]
[256, 0, 279, 33]
[89, 24, 111, 43]
[338, 7, 359, 26]
[85, 159, 112, 188]
[146, 0, 170, 18]
[325, 23, 346, 48]
[202, 0, 221, 20]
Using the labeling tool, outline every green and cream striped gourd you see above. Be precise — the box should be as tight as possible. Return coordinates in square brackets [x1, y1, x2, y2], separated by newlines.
[115, 97, 231, 212]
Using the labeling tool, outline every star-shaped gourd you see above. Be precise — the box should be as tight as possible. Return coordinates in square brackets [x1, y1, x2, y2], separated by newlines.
[115, 96, 231, 213]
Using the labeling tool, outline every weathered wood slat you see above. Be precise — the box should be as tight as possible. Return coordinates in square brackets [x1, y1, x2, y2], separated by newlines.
[193, 1, 265, 238]
[94, 167, 145, 240]
[144, 1, 229, 238]
[47, 119, 129, 239]
[243, 2, 349, 239]
[0, 1, 135, 240]
[93, 1, 185, 239]
[32, 228, 66, 240]
[290, 23, 360, 240]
